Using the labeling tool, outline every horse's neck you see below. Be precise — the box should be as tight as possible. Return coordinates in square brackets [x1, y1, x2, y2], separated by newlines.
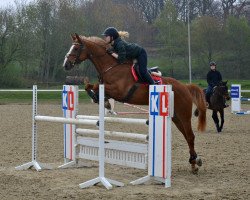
[85, 44, 117, 74]
[212, 90, 224, 102]
[89, 55, 117, 75]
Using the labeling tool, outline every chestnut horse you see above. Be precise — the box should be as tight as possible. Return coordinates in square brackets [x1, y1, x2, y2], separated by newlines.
[63, 33, 207, 173]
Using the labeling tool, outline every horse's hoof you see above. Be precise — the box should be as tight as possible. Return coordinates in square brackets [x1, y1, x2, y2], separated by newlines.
[194, 109, 199, 117]
[196, 158, 202, 167]
[104, 101, 111, 109]
[191, 166, 199, 174]
[192, 168, 199, 174]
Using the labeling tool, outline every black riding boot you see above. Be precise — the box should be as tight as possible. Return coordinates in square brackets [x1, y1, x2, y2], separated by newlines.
[143, 71, 155, 85]
[205, 93, 210, 108]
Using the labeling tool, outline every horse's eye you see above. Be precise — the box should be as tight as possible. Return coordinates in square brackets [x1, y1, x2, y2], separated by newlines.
[74, 47, 78, 51]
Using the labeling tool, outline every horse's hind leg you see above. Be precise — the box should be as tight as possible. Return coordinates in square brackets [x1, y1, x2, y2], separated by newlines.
[183, 120, 202, 173]
[172, 115, 202, 173]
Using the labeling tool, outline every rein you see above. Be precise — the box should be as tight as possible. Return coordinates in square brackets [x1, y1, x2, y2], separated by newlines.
[67, 37, 128, 82]
[96, 62, 121, 83]
[80, 38, 124, 80]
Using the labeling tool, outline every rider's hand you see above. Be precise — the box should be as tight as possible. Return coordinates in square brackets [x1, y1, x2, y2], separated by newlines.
[106, 48, 114, 55]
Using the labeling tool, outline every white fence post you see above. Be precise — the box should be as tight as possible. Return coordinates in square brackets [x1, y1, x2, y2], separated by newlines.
[15, 85, 51, 171]
[79, 85, 124, 189]
[131, 85, 173, 188]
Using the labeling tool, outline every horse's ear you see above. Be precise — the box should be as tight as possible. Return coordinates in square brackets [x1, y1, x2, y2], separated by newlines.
[71, 34, 76, 41]
[75, 33, 83, 44]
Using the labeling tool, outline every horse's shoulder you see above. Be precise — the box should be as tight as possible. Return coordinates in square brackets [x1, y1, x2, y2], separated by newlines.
[164, 77, 187, 87]
[164, 77, 177, 84]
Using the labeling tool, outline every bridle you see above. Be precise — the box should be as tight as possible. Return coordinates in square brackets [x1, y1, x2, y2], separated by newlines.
[65, 39, 109, 65]
[65, 43, 85, 65]
[213, 84, 230, 99]
[65, 39, 120, 78]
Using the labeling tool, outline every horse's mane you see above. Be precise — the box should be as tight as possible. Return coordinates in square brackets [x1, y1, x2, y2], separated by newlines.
[80, 36, 107, 47]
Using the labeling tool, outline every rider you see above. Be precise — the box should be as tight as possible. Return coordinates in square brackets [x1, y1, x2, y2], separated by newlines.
[206, 61, 228, 108]
[102, 27, 155, 85]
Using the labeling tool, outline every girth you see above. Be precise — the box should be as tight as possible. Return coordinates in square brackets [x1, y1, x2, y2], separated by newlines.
[122, 83, 140, 102]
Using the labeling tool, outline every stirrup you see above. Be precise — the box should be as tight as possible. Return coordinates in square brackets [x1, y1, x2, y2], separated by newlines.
[154, 80, 161, 84]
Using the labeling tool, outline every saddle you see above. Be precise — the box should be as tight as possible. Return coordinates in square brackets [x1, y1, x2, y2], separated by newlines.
[131, 64, 162, 84]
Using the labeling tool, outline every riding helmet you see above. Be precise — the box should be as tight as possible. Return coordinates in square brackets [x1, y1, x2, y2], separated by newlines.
[209, 61, 216, 66]
[102, 27, 119, 40]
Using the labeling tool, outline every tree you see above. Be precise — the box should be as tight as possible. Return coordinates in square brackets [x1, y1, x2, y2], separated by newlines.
[0, 9, 20, 71]
[155, 0, 187, 78]
[192, 16, 223, 64]
[81, 0, 151, 44]
[115, 0, 165, 24]
[224, 16, 250, 79]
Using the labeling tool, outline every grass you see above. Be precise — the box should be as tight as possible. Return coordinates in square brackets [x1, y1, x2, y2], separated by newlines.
[0, 91, 90, 104]
[180, 79, 250, 88]
[0, 79, 249, 104]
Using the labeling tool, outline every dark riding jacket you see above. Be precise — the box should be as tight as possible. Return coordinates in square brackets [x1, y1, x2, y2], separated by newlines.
[111, 37, 142, 64]
[207, 70, 222, 87]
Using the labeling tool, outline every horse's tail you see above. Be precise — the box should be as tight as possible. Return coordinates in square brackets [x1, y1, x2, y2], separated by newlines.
[186, 84, 207, 132]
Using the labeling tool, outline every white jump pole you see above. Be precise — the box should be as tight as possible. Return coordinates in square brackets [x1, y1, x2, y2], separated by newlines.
[77, 115, 148, 125]
[35, 115, 98, 126]
[15, 85, 51, 171]
[76, 128, 147, 141]
[79, 85, 124, 189]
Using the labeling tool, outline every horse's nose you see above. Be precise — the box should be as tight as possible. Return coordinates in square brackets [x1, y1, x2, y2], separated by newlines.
[225, 95, 230, 100]
[63, 60, 72, 71]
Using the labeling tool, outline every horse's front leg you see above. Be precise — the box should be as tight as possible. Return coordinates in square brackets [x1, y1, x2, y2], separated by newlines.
[83, 77, 99, 103]
[219, 110, 224, 132]
[84, 82, 111, 110]
[212, 110, 220, 132]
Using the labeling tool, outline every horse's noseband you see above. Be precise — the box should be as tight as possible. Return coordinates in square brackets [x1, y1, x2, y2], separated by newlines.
[65, 43, 85, 65]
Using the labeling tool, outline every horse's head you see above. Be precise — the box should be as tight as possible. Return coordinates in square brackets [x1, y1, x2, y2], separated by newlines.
[63, 33, 88, 70]
[217, 81, 230, 100]
[63, 33, 111, 71]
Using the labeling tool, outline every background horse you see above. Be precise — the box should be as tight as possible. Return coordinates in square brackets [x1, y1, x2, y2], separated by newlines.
[207, 81, 230, 132]
[63, 33, 207, 173]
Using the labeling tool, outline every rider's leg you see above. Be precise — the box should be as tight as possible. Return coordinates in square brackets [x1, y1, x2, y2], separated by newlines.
[205, 86, 213, 106]
[143, 71, 155, 84]
[205, 92, 210, 103]
[137, 48, 155, 85]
